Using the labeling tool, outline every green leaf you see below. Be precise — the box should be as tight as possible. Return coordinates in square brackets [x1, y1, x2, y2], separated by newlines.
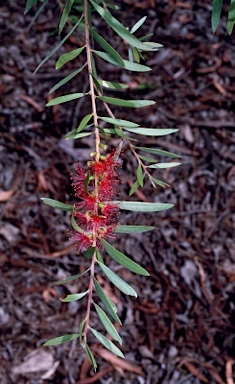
[93, 278, 121, 324]
[135, 146, 180, 158]
[49, 64, 87, 94]
[138, 154, 158, 163]
[114, 127, 132, 139]
[115, 201, 174, 212]
[59, 0, 74, 34]
[46, 93, 87, 106]
[84, 344, 97, 371]
[94, 50, 151, 72]
[91, 73, 103, 93]
[99, 80, 128, 90]
[34, 16, 83, 74]
[56, 46, 85, 69]
[79, 318, 86, 343]
[101, 239, 149, 276]
[43, 334, 79, 346]
[149, 176, 169, 188]
[60, 291, 88, 302]
[77, 113, 93, 132]
[94, 303, 122, 344]
[131, 16, 147, 33]
[148, 162, 181, 169]
[129, 180, 140, 196]
[65, 130, 92, 140]
[41, 198, 73, 211]
[97, 96, 155, 108]
[99, 116, 139, 128]
[89, 0, 161, 51]
[115, 225, 155, 233]
[91, 30, 124, 67]
[98, 261, 137, 297]
[25, 0, 38, 14]
[123, 128, 178, 136]
[136, 164, 144, 187]
[133, 47, 140, 63]
[227, 0, 235, 34]
[83, 247, 96, 259]
[54, 269, 89, 285]
[212, 0, 223, 32]
[90, 327, 124, 358]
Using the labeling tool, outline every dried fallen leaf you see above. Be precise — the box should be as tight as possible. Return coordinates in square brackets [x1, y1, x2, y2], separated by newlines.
[12, 349, 56, 375]
[0, 189, 14, 202]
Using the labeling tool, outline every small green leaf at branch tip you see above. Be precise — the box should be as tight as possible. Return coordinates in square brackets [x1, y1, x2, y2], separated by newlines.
[46, 93, 87, 106]
[131, 16, 147, 33]
[115, 225, 155, 234]
[60, 291, 88, 302]
[41, 198, 73, 211]
[98, 261, 138, 297]
[93, 277, 121, 324]
[56, 47, 85, 69]
[99, 116, 139, 128]
[43, 334, 79, 346]
[94, 303, 122, 345]
[123, 128, 178, 136]
[101, 239, 149, 276]
[90, 327, 124, 358]
[114, 201, 174, 212]
[148, 162, 181, 169]
[54, 269, 90, 285]
[97, 96, 155, 108]
[84, 344, 97, 371]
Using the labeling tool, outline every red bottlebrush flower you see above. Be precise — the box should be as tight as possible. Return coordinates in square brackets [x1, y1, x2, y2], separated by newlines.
[70, 231, 93, 253]
[74, 193, 97, 211]
[71, 164, 86, 195]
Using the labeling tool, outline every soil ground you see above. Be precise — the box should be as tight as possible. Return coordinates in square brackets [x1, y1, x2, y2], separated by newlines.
[0, 1, 235, 383]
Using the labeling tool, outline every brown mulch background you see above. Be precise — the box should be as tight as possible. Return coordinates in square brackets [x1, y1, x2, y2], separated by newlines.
[0, 0, 235, 383]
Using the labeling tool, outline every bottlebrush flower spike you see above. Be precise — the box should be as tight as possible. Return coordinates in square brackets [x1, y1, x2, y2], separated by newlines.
[70, 149, 121, 253]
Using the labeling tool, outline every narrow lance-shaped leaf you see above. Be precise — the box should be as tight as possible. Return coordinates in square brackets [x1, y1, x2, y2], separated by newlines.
[99, 80, 128, 90]
[123, 128, 178, 136]
[98, 261, 137, 297]
[90, 327, 124, 358]
[115, 225, 155, 234]
[77, 113, 93, 132]
[94, 50, 151, 72]
[47, 93, 87, 106]
[49, 63, 87, 94]
[43, 334, 79, 346]
[59, 0, 74, 35]
[227, 0, 235, 34]
[129, 180, 140, 197]
[136, 164, 144, 187]
[99, 116, 139, 128]
[130, 16, 147, 33]
[94, 303, 122, 345]
[101, 239, 149, 276]
[41, 198, 73, 211]
[25, 0, 38, 14]
[115, 201, 174, 212]
[148, 162, 181, 169]
[56, 46, 85, 69]
[98, 96, 155, 108]
[89, 0, 162, 51]
[54, 269, 90, 285]
[34, 16, 83, 74]
[79, 318, 86, 343]
[91, 30, 124, 67]
[93, 277, 121, 324]
[60, 291, 88, 302]
[84, 344, 97, 371]
[134, 146, 180, 158]
[212, 0, 223, 32]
